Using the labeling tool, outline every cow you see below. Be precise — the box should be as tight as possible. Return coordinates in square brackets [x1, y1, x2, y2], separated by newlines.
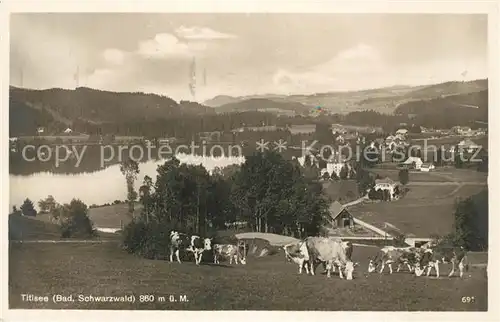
[169, 230, 190, 263]
[186, 235, 213, 265]
[368, 246, 419, 274]
[305, 237, 358, 280]
[414, 246, 469, 278]
[283, 240, 310, 274]
[214, 242, 247, 265]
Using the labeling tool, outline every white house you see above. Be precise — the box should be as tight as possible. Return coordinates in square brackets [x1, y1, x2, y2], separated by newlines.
[319, 160, 355, 179]
[403, 156, 423, 170]
[452, 126, 472, 135]
[64, 127, 73, 134]
[420, 163, 435, 172]
[329, 162, 346, 177]
[457, 139, 481, 153]
[37, 127, 45, 134]
[373, 177, 399, 200]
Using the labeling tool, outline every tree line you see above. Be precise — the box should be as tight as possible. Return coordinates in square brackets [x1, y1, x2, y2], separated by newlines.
[122, 151, 331, 258]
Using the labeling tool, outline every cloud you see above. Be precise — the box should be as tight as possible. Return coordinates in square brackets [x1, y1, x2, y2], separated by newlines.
[271, 44, 392, 93]
[137, 33, 192, 59]
[175, 26, 237, 40]
[270, 42, 488, 95]
[102, 48, 125, 65]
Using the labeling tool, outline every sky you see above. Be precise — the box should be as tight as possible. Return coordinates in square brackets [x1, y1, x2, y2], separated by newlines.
[10, 13, 488, 102]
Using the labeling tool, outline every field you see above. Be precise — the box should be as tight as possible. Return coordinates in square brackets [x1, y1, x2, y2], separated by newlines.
[87, 203, 143, 228]
[368, 167, 487, 184]
[9, 240, 488, 311]
[31, 203, 143, 230]
[412, 135, 488, 147]
[349, 184, 486, 237]
[9, 214, 118, 241]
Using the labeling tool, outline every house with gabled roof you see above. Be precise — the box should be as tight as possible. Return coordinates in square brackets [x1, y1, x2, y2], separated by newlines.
[329, 201, 354, 229]
[373, 177, 399, 200]
[457, 139, 481, 153]
[402, 156, 423, 170]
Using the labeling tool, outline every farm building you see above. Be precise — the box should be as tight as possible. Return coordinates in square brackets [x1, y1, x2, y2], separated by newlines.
[395, 128, 408, 135]
[329, 201, 355, 229]
[373, 177, 399, 200]
[199, 131, 222, 142]
[320, 161, 348, 178]
[457, 139, 481, 153]
[452, 126, 472, 135]
[402, 156, 423, 170]
[420, 163, 435, 172]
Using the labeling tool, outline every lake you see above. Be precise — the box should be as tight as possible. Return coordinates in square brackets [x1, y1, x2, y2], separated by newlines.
[9, 153, 245, 211]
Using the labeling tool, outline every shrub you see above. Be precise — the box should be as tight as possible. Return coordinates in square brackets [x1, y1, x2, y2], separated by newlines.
[59, 199, 97, 238]
[122, 219, 176, 260]
[398, 169, 409, 185]
[368, 188, 384, 200]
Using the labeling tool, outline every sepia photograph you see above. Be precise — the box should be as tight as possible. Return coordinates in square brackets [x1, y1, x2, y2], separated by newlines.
[2, 2, 496, 317]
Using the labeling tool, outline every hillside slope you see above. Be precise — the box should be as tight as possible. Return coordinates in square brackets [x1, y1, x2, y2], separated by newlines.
[395, 90, 488, 126]
[9, 86, 215, 136]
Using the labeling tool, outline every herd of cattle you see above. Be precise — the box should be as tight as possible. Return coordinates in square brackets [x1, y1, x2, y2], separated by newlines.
[169, 231, 470, 280]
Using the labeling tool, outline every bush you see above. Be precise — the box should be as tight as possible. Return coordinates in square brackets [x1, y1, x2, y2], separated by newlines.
[368, 188, 384, 200]
[59, 199, 97, 238]
[122, 219, 176, 260]
[398, 169, 409, 185]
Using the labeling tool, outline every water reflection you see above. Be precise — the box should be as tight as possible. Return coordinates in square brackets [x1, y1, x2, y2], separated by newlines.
[9, 153, 245, 211]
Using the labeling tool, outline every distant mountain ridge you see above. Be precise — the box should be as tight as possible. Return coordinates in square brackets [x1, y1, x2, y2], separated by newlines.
[204, 79, 488, 115]
[9, 78, 488, 136]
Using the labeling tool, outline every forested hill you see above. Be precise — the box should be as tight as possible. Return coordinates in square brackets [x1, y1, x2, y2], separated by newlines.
[394, 90, 488, 128]
[9, 86, 214, 129]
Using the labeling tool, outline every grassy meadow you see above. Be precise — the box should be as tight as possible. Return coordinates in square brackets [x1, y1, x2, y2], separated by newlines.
[9, 240, 487, 311]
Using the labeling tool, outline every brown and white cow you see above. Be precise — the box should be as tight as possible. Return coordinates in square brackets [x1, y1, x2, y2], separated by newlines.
[305, 237, 358, 280]
[214, 242, 247, 265]
[414, 246, 469, 278]
[283, 240, 310, 274]
[368, 246, 419, 274]
[187, 235, 213, 265]
[169, 230, 190, 263]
